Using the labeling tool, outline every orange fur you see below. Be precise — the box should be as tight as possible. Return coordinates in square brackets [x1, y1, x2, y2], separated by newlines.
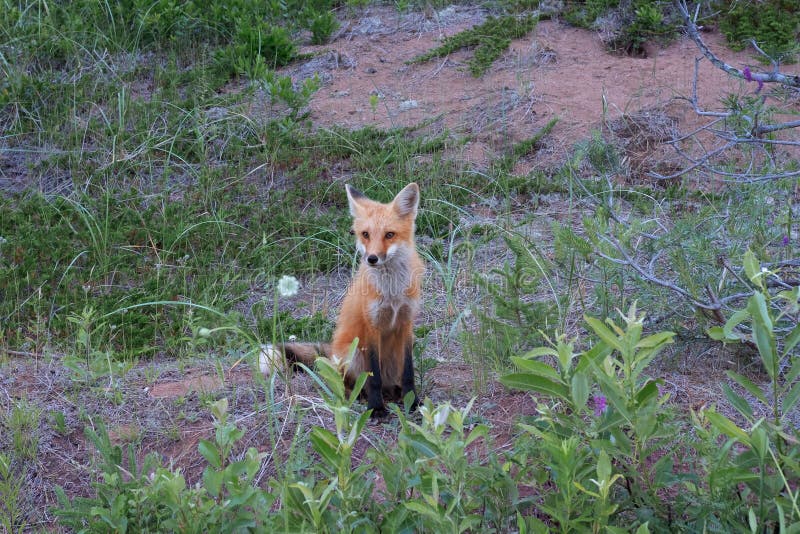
[268, 183, 424, 417]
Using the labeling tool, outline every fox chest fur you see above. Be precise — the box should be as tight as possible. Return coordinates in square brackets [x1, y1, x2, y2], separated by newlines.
[363, 253, 420, 330]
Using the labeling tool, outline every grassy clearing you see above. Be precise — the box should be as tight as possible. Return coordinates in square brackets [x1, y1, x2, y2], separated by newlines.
[2, 0, 800, 531]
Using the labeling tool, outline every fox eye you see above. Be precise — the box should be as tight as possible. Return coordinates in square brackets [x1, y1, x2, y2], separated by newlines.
[349, 229, 354, 235]
[361, 231, 369, 239]
[385, 232, 395, 239]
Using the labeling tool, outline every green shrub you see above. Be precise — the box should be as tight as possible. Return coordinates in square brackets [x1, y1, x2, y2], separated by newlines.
[717, 0, 800, 61]
[304, 8, 340, 45]
[563, 0, 620, 28]
[563, 0, 678, 55]
[409, 15, 538, 77]
[468, 232, 561, 369]
[502, 278, 800, 530]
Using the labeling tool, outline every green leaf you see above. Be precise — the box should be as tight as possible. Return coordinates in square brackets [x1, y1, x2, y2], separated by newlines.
[636, 331, 675, 349]
[778, 286, 800, 314]
[635, 522, 651, 534]
[400, 434, 439, 459]
[783, 380, 800, 415]
[636, 380, 660, 406]
[314, 357, 345, 400]
[350, 371, 369, 404]
[573, 480, 599, 498]
[404, 501, 440, 519]
[585, 316, 623, 352]
[748, 293, 777, 378]
[786, 357, 800, 384]
[597, 449, 612, 482]
[706, 410, 749, 442]
[310, 428, 340, 468]
[726, 371, 768, 405]
[748, 507, 757, 533]
[722, 382, 754, 421]
[570, 372, 589, 412]
[707, 326, 726, 341]
[500, 373, 570, 401]
[723, 309, 750, 339]
[203, 468, 223, 498]
[465, 424, 489, 447]
[522, 346, 559, 359]
[198, 439, 221, 469]
[575, 342, 612, 373]
[743, 249, 761, 288]
[783, 322, 800, 357]
[510, 357, 562, 382]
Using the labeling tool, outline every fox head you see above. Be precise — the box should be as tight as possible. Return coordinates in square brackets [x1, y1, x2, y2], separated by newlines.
[345, 183, 419, 268]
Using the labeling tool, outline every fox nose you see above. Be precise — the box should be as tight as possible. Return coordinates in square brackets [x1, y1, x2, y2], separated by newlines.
[367, 255, 379, 265]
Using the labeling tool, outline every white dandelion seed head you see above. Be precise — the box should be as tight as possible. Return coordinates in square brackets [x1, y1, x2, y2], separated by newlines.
[277, 275, 300, 297]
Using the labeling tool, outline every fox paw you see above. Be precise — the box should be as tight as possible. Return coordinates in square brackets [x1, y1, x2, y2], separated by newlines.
[369, 405, 389, 419]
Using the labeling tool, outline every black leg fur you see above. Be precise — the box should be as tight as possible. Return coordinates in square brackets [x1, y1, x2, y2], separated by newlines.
[366, 348, 388, 418]
[401, 343, 419, 411]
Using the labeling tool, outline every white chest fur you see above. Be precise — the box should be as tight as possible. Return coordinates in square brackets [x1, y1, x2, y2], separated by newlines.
[365, 250, 418, 328]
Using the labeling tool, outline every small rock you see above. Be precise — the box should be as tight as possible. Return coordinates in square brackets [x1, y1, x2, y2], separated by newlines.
[205, 107, 228, 121]
[365, 67, 377, 74]
[399, 100, 419, 111]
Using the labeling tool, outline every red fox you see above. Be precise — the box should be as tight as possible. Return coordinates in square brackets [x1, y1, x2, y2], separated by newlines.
[263, 183, 424, 418]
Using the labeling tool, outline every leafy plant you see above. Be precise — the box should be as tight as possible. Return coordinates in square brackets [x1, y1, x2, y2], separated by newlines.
[8, 399, 42, 460]
[55, 401, 275, 532]
[704, 250, 800, 529]
[0, 453, 27, 533]
[502, 305, 680, 529]
[469, 232, 560, 368]
[262, 72, 321, 122]
[563, 0, 677, 55]
[303, 8, 340, 45]
[372, 399, 516, 533]
[277, 355, 377, 531]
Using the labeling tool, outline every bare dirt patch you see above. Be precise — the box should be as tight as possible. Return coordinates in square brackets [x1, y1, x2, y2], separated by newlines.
[281, 6, 796, 171]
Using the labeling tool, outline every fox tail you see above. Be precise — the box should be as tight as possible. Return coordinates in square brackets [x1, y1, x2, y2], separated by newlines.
[259, 342, 331, 375]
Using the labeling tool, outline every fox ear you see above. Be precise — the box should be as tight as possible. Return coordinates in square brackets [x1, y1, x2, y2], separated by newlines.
[345, 184, 366, 217]
[393, 183, 419, 218]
